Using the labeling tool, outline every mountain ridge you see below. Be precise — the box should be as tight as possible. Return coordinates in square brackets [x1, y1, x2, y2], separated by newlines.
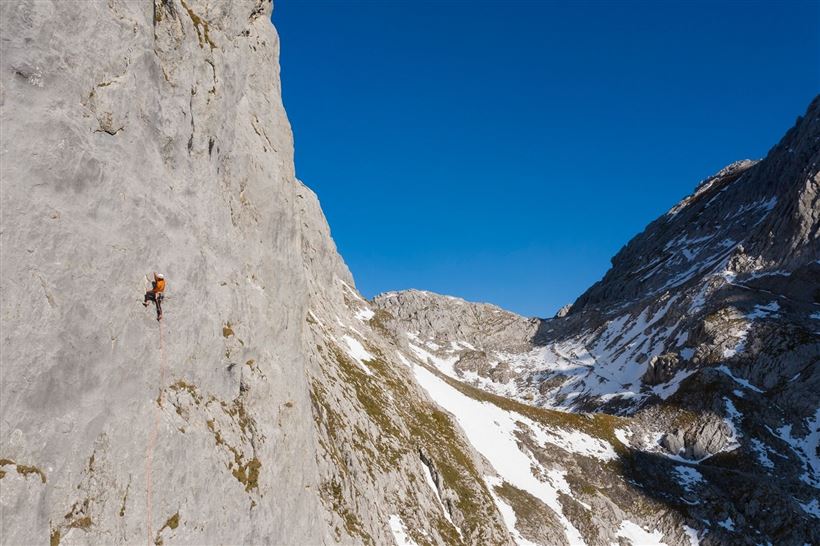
[367, 97, 819, 543]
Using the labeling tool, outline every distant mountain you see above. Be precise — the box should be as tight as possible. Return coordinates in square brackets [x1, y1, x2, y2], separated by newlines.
[371, 97, 820, 545]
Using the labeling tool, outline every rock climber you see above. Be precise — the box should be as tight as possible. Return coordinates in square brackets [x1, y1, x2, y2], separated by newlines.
[143, 272, 166, 321]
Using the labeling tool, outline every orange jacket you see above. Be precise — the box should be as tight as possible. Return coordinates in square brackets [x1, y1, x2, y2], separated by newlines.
[154, 278, 166, 293]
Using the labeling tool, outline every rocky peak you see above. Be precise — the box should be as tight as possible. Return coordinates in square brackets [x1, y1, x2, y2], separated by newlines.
[373, 289, 538, 353]
[571, 97, 819, 316]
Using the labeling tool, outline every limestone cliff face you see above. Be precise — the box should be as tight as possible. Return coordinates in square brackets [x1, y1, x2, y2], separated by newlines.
[0, 1, 329, 543]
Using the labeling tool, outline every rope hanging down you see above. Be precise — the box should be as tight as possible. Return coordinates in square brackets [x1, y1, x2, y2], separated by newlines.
[145, 321, 167, 545]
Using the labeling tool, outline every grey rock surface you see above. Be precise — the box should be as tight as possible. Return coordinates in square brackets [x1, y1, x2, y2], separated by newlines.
[373, 290, 539, 353]
[1, 1, 334, 544]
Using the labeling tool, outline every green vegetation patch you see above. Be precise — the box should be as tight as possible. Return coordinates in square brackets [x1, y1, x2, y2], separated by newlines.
[233, 457, 261, 492]
[368, 308, 397, 339]
[405, 406, 492, 540]
[0, 458, 47, 483]
[169, 379, 261, 495]
[495, 481, 564, 544]
[222, 322, 234, 338]
[319, 478, 374, 545]
[68, 516, 92, 530]
[168, 380, 203, 405]
[155, 510, 181, 543]
[16, 464, 47, 483]
[180, 0, 216, 49]
[179, 0, 216, 49]
[557, 491, 596, 543]
[311, 336, 504, 543]
[119, 484, 129, 517]
[205, 404, 261, 493]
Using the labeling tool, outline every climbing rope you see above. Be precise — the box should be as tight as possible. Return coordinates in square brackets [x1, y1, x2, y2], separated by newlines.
[146, 320, 167, 545]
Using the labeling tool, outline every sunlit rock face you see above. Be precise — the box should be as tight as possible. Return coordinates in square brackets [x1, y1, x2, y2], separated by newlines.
[1, 1, 818, 545]
[0, 1, 336, 543]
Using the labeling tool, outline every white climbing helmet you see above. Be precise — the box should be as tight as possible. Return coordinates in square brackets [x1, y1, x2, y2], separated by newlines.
[157, 273, 164, 279]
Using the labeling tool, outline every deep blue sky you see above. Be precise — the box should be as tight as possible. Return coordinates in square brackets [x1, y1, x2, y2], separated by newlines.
[272, 1, 818, 318]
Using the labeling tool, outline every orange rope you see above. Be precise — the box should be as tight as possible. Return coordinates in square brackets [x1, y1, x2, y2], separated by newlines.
[146, 320, 167, 545]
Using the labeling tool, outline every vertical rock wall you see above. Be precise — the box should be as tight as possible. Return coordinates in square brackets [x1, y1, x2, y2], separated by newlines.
[1, 1, 333, 543]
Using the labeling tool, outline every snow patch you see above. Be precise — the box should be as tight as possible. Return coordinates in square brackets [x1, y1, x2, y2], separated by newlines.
[408, 343, 459, 378]
[725, 397, 742, 422]
[341, 335, 374, 375]
[717, 517, 735, 531]
[722, 324, 749, 358]
[548, 468, 591, 510]
[388, 515, 418, 546]
[751, 439, 775, 470]
[527, 422, 618, 462]
[485, 476, 541, 546]
[720, 269, 737, 283]
[396, 352, 413, 367]
[615, 428, 633, 448]
[340, 280, 366, 302]
[616, 520, 667, 545]
[355, 307, 375, 321]
[798, 498, 820, 519]
[673, 465, 704, 493]
[683, 525, 701, 546]
[422, 461, 460, 534]
[651, 369, 696, 400]
[722, 398, 742, 451]
[772, 408, 820, 488]
[747, 301, 780, 319]
[413, 364, 588, 544]
[716, 366, 764, 393]
[760, 196, 777, 211]
[688, 283, 710, 313]
[307, 310, 325, 329]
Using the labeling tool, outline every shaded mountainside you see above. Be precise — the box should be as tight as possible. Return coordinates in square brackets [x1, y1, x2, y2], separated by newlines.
[0, 2, 817, 546]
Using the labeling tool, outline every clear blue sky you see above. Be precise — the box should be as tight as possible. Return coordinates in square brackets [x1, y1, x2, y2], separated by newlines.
[272, 1, 819, 318]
